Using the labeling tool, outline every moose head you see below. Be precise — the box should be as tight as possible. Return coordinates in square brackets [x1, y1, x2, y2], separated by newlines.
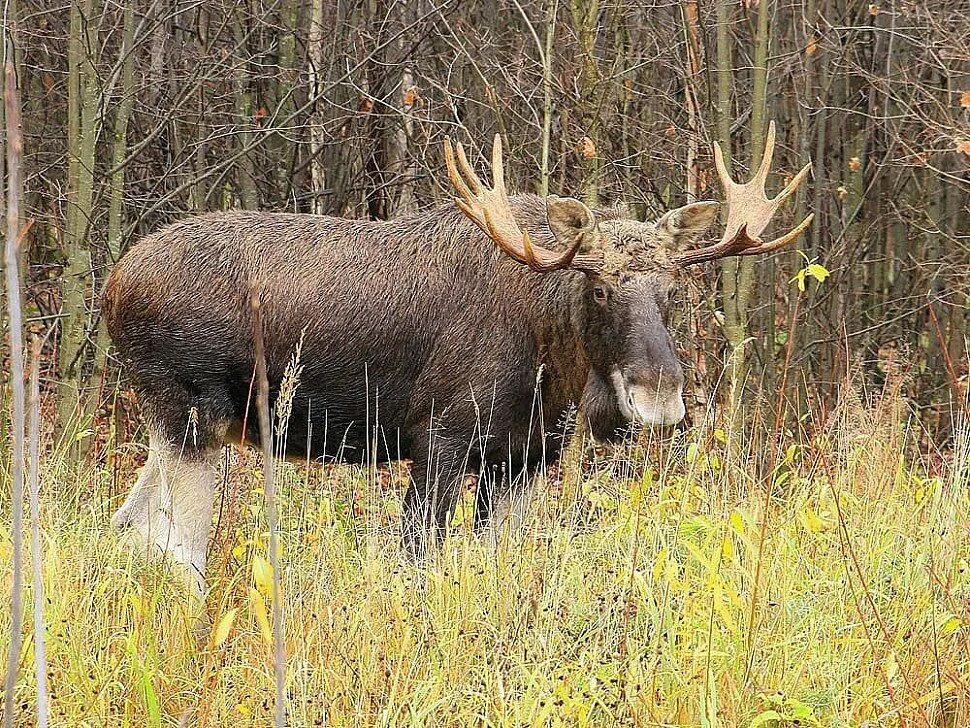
[445, 123, 812, 434]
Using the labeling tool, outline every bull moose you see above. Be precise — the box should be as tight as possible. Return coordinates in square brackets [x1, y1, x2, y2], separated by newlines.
[104, 123, 811, 592]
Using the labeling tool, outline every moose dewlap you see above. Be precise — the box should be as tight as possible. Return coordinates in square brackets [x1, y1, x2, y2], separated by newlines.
[104, 127, 810, 592]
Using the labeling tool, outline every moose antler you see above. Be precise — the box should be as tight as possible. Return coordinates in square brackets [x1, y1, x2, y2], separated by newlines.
[674, 121, 813, 267]
[444, 134, 603, 274]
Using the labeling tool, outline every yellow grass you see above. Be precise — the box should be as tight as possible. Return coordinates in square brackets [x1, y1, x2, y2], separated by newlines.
[1, 390, 969, 727]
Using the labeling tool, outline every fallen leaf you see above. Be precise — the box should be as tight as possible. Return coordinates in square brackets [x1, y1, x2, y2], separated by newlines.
[578, 136, 596, 160]
[961, 90, 970, 109]
[213, 608, 238, 647]
[805, 36, 818, 56]
[958, 139, 970, 157]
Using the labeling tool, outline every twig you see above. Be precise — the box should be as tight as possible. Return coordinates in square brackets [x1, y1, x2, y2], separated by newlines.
[250, 284, 286, 728]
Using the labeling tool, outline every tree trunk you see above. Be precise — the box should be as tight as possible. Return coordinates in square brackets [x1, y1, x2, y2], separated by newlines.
[58, 0, 101, 435]
[92, 0, 136, 397]
[538, 1, 558, 197]
[715, 0, 740, 429]
[568, 0, 600, 208]
[307, 0, 327, 214]
[232, 12, 258, 211]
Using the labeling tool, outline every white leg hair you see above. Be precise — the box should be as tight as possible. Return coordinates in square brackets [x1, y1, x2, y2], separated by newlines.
[484, 479, 535, 549]
[112, 428, 220, 595]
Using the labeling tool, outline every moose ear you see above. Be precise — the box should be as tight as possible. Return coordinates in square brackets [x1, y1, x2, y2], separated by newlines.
[547, 195, 598, 252]
[655, 201, 719, 251]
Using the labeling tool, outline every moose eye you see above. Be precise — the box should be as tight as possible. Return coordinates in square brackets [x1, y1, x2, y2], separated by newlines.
[592, 284, 609, 305]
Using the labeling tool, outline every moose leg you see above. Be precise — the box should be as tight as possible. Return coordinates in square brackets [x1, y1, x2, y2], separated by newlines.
[112, 428, 222, 594]
[482, 480, 536, 548]
[473, 460, 537, 548]
[401, 444, 471, 560]
[111, 446, 160, 534]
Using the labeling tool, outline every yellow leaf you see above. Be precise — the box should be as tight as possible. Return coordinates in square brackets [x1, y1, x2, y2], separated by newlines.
[252, 554, 274, 598]
[939, 614, 961, 637]
[799, 507, 824, 533]
[127, 591, 144, 616]
[729, 510, 745, 536]
[213, 607, 238, 647]
[721, 535, 734, 563]
[807, 263, 830, 284]
[249, 588, 273, 646]
[884, 650, 899, 683]
[652, 548, 668, 583]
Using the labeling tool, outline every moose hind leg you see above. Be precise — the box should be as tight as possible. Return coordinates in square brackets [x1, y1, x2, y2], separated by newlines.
[113, 425, 224, 595]
[111, 445, 160, 533]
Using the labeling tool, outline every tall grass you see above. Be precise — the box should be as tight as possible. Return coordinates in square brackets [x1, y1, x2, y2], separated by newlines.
[1, 378, 968, 727]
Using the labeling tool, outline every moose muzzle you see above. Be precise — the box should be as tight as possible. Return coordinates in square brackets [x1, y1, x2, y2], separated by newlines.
[611, 368, 686, 427]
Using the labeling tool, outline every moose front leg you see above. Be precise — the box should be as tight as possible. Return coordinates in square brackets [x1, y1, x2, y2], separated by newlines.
[401, 443, 473, 560]
[473, 459, 539, 549]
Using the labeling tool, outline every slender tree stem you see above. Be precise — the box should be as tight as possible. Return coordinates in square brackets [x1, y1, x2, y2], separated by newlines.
[2, 38, 26, 728]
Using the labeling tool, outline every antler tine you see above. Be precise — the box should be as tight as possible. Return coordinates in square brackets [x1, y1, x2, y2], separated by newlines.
[771, 161, 812, 207]
[444, 138, 476, 213]
[758, 212, 814, 253]
[490, 133, 506, 196]
[712, 139, 734, 192]
[455, 141, 484, 195]
[753, 120, 777, 187]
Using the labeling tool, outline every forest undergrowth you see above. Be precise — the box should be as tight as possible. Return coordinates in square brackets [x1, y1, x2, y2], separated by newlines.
[1, 375, 969, 728]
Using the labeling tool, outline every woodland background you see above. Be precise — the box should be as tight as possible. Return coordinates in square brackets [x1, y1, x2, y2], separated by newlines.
[1, 0, 968, 444]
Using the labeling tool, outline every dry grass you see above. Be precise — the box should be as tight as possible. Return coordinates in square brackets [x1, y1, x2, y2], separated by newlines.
[1, 386, 969, 727]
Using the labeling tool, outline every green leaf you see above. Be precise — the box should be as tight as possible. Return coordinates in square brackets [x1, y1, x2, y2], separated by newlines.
[788, 699, 819, 722]
[140, 670, 161, 728]
[747, 709, 783, 728]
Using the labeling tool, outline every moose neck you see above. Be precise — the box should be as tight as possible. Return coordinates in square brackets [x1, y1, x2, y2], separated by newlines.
[523, 268, 624, 440]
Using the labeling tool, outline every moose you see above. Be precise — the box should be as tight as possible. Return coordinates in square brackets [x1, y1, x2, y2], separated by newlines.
[104, 123, 811, 592]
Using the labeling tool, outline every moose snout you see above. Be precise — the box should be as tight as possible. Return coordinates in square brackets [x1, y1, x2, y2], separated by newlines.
[611, 368, 686, 427]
